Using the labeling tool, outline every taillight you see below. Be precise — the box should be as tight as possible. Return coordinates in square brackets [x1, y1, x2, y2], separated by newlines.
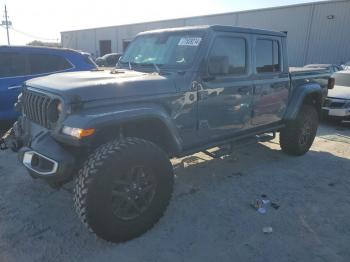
[328, 77, 335, 89]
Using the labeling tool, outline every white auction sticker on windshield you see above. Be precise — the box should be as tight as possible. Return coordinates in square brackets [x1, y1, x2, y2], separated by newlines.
[178, 37, 202, 46]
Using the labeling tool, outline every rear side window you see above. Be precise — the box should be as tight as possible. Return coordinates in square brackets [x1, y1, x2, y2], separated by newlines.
[256, 39, 280, 73]
[209, 37, 247, 75]
[0, 52, 28, 77]
[28, 54, 72, 75]
[83, 55, 97, 67]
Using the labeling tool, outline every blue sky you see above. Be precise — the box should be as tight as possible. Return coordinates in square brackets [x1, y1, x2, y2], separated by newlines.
[0, 0, 328, 45]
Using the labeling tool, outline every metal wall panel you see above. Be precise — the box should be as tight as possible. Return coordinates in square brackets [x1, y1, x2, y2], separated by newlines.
[60, 0, 350, 65]
[184, 13, 237, 26]
[236, 5, 313, 66]
[94, 27, 117, 56]
[61, 32, 77, 50]
[306, 1, 350, 64]
[76, 29, 96, 56]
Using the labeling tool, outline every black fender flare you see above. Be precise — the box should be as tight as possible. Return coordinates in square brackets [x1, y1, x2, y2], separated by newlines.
[283, 83, 323, 121]
[62, 103, 183, 154]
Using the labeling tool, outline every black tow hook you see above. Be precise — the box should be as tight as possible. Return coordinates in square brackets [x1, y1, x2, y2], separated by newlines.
[0, 138, 8, 150]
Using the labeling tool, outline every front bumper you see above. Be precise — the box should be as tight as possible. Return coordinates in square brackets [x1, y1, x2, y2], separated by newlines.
[18, 132, 76, 183]
[1, 119, 77, 183]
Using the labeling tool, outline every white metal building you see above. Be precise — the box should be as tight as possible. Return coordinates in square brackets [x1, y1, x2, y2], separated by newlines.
[61, 0, 350, 66]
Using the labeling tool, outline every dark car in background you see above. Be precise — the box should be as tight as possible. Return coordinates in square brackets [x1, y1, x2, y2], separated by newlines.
[0, 46, 97, 125]
[304, 64, 342, 74]
[95, 53, 122, 67]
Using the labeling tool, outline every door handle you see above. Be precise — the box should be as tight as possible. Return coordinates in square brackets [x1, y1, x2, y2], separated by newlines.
[8, 85, 22, 90]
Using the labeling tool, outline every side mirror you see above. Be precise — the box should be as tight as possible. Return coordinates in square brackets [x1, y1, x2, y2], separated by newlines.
[208, 56, 229, 76]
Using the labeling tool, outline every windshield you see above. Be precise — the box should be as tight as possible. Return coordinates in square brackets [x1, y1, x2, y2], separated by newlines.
[119, 32, 204, 68]
[334, 73, 350, 87]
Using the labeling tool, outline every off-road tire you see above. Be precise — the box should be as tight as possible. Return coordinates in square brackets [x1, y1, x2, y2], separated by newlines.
[74, 137, 174, 242]
[280, 105, 318, 156]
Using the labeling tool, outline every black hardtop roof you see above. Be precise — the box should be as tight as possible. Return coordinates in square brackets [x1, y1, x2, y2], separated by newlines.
[138, 25, 286, 37]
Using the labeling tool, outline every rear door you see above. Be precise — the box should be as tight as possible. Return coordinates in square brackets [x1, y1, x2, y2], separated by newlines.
[251, 36, 289, 126]
[0, 51, 30, 120]
[0, 50, 73, 121]
[26, 53, 73, 75]
[197, 32, 254, 140]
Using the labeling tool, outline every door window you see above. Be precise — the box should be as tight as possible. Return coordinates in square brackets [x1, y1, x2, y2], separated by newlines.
[256, 39, 280, 73]
[0, 52, 28, 77]
[27, 54, 72, 75]
[209, 36, 247, 76]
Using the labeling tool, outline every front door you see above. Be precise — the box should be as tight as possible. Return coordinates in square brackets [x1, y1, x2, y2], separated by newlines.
[251, 37, 289, 126]
[197, 33, 254, 140]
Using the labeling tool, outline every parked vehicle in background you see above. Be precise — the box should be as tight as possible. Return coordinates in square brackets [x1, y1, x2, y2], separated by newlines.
[304, 64, 342, 74]
[1, 25, 332, 243]
[323, 70, 350, 122]
[0, 46, 97, 125]
[81, 52, 98, 67]
[341, 61, 350, 70]
[95, 53, 122, 67]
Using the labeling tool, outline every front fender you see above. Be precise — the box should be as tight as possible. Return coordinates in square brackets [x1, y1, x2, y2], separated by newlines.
[60, 103, 183, 154]
[283, 83, 323, 120]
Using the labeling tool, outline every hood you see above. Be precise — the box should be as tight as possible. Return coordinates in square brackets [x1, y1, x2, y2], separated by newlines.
[328, 85, 350, 100]
[26, 70, 177, 102]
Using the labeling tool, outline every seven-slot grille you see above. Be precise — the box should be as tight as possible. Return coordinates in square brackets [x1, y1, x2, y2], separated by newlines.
[22, 89, 52, 128]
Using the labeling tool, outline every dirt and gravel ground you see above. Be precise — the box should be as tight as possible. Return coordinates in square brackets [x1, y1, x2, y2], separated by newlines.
[0, 122, 350, 262]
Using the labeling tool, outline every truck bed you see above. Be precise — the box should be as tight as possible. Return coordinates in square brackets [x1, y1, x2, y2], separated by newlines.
[289, 66, 330, 75]
[289, 67, 331, 101]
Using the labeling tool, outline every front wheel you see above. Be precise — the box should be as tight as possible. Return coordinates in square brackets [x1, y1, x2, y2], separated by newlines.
[280, 105, 318, 156]
[74, 137, 174, 242]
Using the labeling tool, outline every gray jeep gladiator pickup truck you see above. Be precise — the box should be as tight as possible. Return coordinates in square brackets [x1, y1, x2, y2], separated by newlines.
[1, 25, 333, 243]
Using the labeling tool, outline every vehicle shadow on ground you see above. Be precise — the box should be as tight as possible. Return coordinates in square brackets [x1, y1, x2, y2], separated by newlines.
[1, 138, 350, 261]
[318, 119, 350, 137]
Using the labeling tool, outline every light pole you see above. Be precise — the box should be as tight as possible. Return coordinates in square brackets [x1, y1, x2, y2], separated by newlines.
[1, 5, 12, 45]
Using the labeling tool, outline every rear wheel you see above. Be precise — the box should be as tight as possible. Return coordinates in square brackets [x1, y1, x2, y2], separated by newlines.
[280, 105, 318, 156]
[74, 137, 174, 242]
